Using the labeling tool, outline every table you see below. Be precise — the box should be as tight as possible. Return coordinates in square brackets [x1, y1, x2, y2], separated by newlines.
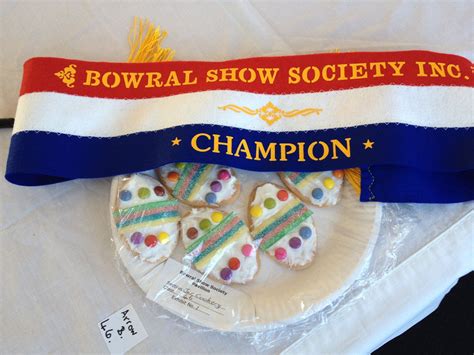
[1, 1, 472, 353]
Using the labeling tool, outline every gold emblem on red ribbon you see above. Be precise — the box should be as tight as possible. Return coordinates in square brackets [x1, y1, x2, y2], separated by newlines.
[54, 64, 77, 88]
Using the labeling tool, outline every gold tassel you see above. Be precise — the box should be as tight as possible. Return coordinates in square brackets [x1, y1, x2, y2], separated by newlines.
[344, 168, 361, 195]
[128, 17, 175, 63]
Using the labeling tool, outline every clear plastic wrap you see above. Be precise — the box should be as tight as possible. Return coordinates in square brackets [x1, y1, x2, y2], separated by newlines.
[108, 166, 470, 352]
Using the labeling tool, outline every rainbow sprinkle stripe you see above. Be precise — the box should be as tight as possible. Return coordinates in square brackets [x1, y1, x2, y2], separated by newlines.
[285, 172, 321, 187]
[253, 199, 313, 251]
[173, 163, 213, 200]
[187, 212, 246, 269]
[114, 200, 179, 231]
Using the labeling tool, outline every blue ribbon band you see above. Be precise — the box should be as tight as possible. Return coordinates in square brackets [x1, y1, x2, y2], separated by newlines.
[5, 123, 474, 203]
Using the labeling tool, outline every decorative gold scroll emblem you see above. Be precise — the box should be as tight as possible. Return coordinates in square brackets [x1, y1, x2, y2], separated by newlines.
[218, 102, 322, 126]
[54, 64, 77, 88]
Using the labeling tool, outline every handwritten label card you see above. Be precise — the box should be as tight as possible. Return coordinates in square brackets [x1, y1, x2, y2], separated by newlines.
[98, 304, 148, 354]
[146, 258, 255, 331]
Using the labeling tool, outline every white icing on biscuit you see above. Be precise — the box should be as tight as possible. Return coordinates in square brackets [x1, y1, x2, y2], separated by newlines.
[281, 171, 343, 206]
[114, 174, 179, 263]
[120, 224, 178, 262]
[250, 183, 296, 227]
[265, 221, 316, 267]
[118, 173, 170, 208]
[181, 208, 258, 284]
[157, 163, 238, 206]
[249, 183, 317, 268]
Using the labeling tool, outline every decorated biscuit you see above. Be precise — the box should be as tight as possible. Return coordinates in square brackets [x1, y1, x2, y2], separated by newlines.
[156, 163, 239, 207]
[279, 170, 344, 207]
[113, 173, 180, 263]
[249, 183, 317, 269]
[181, 209, 258, 284]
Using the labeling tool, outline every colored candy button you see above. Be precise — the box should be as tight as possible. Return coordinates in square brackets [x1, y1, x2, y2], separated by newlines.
[323, 178, 335, 189]
[289, 237, 302, 249]
[299, 226, 312, 239]
[144, 235, 158, 248]
[312, 188, 323, 200]
[210, 181, 222, 192]
[205, 192, 217, 204]
[220, 267, 232, 281]
[211, 211, 224, 223]
[138, 187, 151, 199]
[241, 244, 253, 257]
[277, 189, 289, 201]
[274, 247, 287, 260]
[167, 171, 179, 182]
[119, 190, 132, 201]
[250, 205, 263, 218]
[130, 232, 143, 245]
[228, 257, 240, 270]
[333, 170, 344, 179]
[187, 227, 198, 240]
[217, 169, 231, 181]
[158, 232, 170, 244]
[154, 186, 165, 196]
[175, 162, 186, 170]
[199, 219, 212, 230]
[264, 198, 276, 209]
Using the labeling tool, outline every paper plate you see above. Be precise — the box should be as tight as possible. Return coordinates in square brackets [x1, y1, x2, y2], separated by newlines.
[110, 170, 382, 332]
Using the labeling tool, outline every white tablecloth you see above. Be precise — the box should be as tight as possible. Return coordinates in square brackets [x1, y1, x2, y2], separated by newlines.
[1, 1, 473, 353]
